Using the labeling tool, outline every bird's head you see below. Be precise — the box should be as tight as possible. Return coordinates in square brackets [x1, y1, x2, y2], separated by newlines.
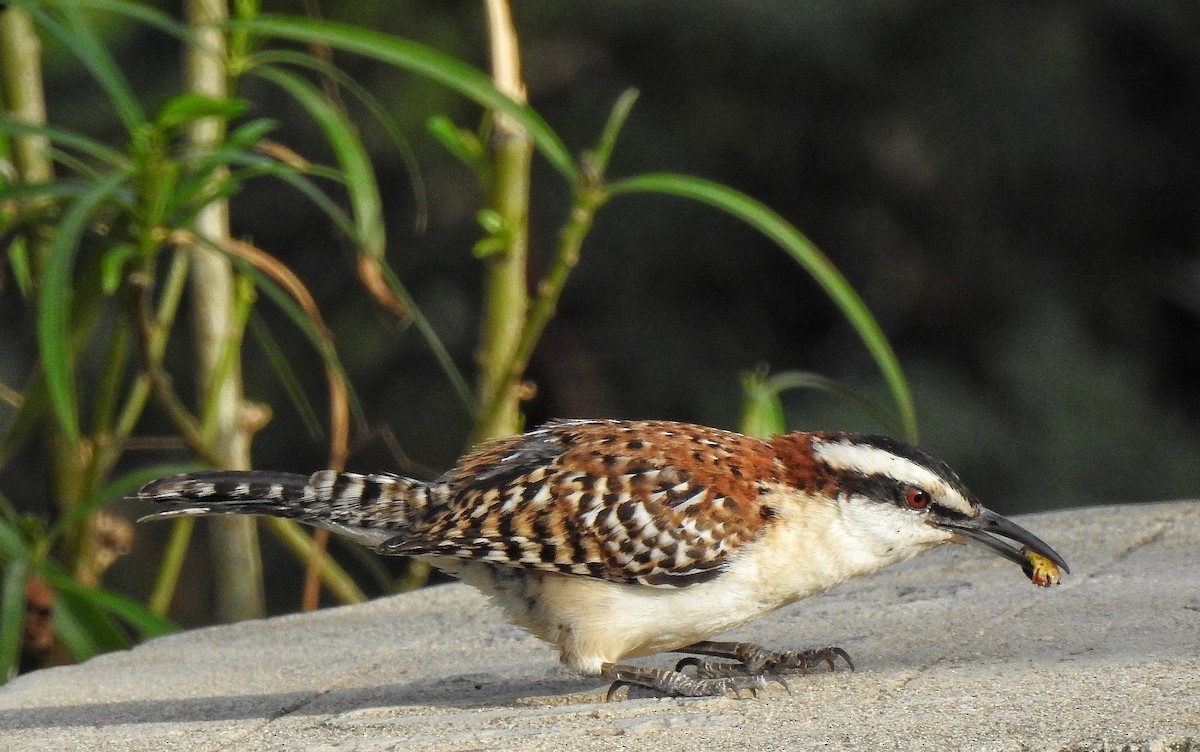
[802, 433, 1069, 583]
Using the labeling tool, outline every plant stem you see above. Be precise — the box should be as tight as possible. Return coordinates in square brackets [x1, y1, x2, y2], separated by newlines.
[475, 186, 604, 434]
[185, 0, 264, 622]
[148, 517, 194, 617]
[100, 247, 192, 480]
[471, 0, 532, 444]
[0, 5, 102, 584]
[0, 6, 55, 272]
[264, 519, 366, 605]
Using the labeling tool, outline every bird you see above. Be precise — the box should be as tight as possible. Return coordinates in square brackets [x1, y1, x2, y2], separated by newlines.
[137, 418, 1069, 698]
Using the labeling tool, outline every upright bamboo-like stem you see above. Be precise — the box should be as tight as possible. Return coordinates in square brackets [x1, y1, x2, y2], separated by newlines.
[471, 0, 532, 444]
[185, 0, 264, 622]
[0, 7, 52, 177]
[0, 6, 96, 579]
[0, 9, 54, 254]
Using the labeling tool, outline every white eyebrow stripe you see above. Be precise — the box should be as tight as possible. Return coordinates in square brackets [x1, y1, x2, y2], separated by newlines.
[811, 438, 973, 514]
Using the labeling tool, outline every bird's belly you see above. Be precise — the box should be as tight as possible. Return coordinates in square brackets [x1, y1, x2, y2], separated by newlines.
[420, 502, 912, 676]
[425, 548, 834, 676]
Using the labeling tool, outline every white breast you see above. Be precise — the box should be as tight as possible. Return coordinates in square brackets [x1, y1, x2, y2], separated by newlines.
[429, 489, 947, 676]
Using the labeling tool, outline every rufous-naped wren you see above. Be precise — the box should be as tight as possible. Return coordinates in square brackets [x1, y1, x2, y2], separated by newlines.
[138, 419, 1069, 698]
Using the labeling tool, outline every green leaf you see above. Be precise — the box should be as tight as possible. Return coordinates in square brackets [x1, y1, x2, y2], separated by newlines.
[427, 115, 486, 171]
[472, 236, 507, 259]
[0, 502, 17, 539]
[30, 3, 145, 131]
[37, 169, 134, 445]
[5, 242, 34, 299]
[48, 587, 115, 661]
[0, 555, 29, 682]
[221, 254, 365, 425]
[605, 173, 919, 442]
[473, 209, 511, 257]
[377, 263, 474, 413]
[43, 0, 194, 43]
[99, 243, 137, 295]
[0, 119, 128, 168]
[741, 369, 905, 438]
[587, 88, 640, 182]
[476, 208, 505, 234]
[237, 15, 579, 183]
[740, 368, 787, 439]
[0, 514, 27, 558]
[249, 65, 385, 260]
[780, 371, 903, 435]
[47, 465, 201, 543]
[0, 179, 102, 206]
[242, 65, 473, 413]
[43, 569, 175, 639]
[248, 313, 323, 441]
[217, 155, 357, 238]
[248, 49, 428, 227]
[225, 118, 279, 151]
[154, 93, 249, 133]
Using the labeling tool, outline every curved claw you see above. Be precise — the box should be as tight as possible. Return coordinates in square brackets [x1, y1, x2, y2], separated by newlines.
[605, 680, 631, 702]
[768, 646, 854, 675]
[831, 647, 855, 672]
[729, 681, 757, 700]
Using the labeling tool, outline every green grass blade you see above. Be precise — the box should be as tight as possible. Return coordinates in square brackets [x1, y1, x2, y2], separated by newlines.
[249, 49, 428, 226]
[0, 514, 26, 558]
[223, 254, 365, 425]
[43, 569, 176, 639]
[47, 464, 201, 542]
[378, 262, 474, 413]
[0, 180, 99, 206]
[237, 15, 578, 182]
[28, 4, 145, 131]
[248, 313, 323, 441]
[37, 169, 133, 445]
[249, 65, 384, 259]
[606, 173, 919, 442]
[52, 0, 194, 44]
[47, 585, 115, 660]
[589, 88, 640, 179]
[0, 120, 128, 168]
[739, 368, 788, 439]
[743, 369, 905, 437]
[246, 65, 471, 413]
[183, 150, 355, 234]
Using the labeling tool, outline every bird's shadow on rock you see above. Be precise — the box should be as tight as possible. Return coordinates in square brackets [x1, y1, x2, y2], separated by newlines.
[0, 672, 606, 731]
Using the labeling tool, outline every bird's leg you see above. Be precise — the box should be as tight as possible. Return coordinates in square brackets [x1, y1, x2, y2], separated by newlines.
[673, 640, 854, 679]
[601, 662, 782, 700]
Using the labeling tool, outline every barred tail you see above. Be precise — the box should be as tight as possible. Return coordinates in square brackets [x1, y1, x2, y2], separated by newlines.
[137, 470, 435, 549]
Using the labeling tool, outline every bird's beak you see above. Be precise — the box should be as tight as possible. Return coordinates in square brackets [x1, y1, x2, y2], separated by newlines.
[938, 505, 1070, 577]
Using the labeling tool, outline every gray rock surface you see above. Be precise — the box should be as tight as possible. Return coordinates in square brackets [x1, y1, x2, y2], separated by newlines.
[1, 501, 1197, 751]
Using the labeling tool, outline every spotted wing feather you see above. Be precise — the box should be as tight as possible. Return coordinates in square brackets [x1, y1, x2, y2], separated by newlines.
[381, 419, 784, 588]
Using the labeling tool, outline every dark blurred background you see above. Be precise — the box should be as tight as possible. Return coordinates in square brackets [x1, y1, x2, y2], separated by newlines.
[3, 1, 1199, 616]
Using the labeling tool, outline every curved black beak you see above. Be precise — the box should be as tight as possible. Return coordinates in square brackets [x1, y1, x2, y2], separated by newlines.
[938, 506, 1070, 577]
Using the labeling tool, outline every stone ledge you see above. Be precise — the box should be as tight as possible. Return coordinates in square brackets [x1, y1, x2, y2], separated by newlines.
[1, 501, 1197, 752]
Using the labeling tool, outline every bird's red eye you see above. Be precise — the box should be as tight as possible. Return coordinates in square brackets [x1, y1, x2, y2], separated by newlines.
[905, 487, 931, 510]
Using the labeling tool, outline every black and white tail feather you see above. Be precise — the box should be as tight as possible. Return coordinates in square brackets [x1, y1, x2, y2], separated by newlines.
[138, 470, 434, 549]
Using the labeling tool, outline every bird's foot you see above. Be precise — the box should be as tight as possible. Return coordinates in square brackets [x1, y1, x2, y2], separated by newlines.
[602, 662, 784, 700]
[676, 640, 854, 676]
